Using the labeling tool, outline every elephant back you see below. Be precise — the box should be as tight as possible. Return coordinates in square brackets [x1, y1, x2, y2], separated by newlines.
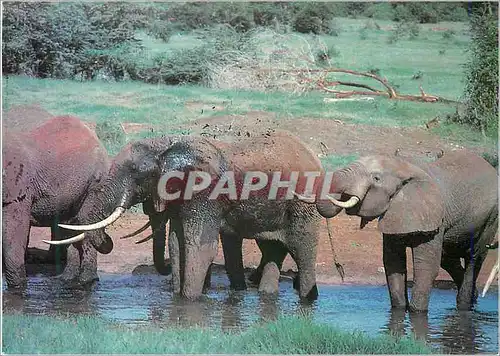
[3, 104, 54, 133]
[226, 130, 322, 173]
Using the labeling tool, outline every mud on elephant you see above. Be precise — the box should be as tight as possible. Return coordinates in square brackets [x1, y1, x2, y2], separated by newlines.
[2, 105, 112, 288]
[298, 149, 498, 312]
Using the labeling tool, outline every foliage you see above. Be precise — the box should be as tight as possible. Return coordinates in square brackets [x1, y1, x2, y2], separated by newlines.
[3, 314, 434, 354]
[388, 21, 421, 43]
[292, 3, 335, 34]
[458, 3, 498, 138]
[2, 2, 138, 79]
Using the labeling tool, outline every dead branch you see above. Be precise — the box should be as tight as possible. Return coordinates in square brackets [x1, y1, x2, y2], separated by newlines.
[254, 66, 462, 105]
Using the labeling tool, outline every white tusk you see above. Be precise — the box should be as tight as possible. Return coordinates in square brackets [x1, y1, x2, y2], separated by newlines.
[326, 195, 360, 208]
[58, 207, 125, 231]
[135, 234, 153, 244]
[120, 222, 151, 239]
[481, 261, 499, 297]
[42, 233, 85, 245]
[292, 191, 316, 203]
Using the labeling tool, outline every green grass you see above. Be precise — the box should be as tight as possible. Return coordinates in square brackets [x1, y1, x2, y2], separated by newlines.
[2, 314, 434, 354]
[321, 154, 359, 170]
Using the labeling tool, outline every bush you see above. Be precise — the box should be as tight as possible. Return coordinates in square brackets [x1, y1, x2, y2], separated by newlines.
[388, 21, 420, 43]
[458, 3, 498, 138]
[2, 2, 137, 79]
[391, 2, 468, 23]
[292, 3, 334, 34]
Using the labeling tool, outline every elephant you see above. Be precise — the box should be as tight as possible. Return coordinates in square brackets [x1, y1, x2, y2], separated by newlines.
[2, 105, 112, 288]
[296, 149, 498, 312]
[152, 131, 324, 301]
[58, 131, 326, 301]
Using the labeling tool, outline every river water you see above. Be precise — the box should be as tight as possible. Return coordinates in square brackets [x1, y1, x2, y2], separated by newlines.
[3, 272, 498, 354]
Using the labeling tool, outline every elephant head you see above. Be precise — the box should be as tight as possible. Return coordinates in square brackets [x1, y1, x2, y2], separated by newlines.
[49, 136, 180, 273]
[310, 155, 445, 235]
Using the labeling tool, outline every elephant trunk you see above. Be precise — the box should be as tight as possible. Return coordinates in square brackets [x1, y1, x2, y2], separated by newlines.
[151, 216, 172, 276]
[55, 174, 136, 253]
[315, 165, 368, 218]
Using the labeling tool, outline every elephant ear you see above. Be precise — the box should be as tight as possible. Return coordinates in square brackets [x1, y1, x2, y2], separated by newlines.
[378, 179, 444, 235]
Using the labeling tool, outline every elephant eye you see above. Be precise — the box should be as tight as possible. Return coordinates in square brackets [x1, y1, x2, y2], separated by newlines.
[372, 174, 382, 182]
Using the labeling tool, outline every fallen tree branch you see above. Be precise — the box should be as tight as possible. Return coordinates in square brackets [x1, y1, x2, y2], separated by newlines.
[253, 66, 462, 105]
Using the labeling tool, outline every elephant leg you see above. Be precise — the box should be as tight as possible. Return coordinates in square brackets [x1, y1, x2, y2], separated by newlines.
[2, 207, 30, 289]
[458, 254, 485, 310]
[457, 213, 498, 310]
[441, 255, 465, 291]
[258, 262, 281, 295]
[57, 243, 80, 282]
[286, 222, 319, 302]
[168, 217, 183, 294]
[221, 233, 246, 290]
[180, 208, 221, 299]
[77, 239, 99, 285]
[249, 239, 288, 287]
[383, 234, 408, 309]
[409, 231, 443, 313]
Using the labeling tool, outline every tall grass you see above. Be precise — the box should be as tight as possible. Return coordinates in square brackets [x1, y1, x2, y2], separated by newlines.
[2, 314, 434, 354]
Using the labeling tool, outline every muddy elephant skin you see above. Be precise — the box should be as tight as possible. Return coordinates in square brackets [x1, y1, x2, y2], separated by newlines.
[312, 150, 498, 312]
[155, 131, 324, 301]
[2, 106, 111, 288]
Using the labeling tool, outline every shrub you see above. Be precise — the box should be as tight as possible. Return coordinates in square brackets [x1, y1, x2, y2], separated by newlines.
[2, 2, 137, 79]
[442, 29, 456, 40]
[315, 45, 340, 66]
[292, 3, 334, 34]
[458, 3, 498, 138]
[387, 21, 420, 43]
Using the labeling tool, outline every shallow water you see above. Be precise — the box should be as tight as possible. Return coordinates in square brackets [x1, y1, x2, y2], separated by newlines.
[3, 272, 498, 354]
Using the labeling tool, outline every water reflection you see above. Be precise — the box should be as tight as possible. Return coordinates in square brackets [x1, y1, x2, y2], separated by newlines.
[2, 273, 498, 354]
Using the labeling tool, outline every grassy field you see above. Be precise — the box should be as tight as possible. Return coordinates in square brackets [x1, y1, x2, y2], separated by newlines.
[2, 314, 434, 354]
[3, 17, 496, 157]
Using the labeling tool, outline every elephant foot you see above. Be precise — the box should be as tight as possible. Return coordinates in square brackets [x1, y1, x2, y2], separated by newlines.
[299, 284, 319, 302]
[248, 268, 262, 286]
[408, 303, 429, 314]
[258, 263, 280, 295]
[77, 271, 99, 286]
[230, 280, 247, 291]
[456, 287, 478, 311]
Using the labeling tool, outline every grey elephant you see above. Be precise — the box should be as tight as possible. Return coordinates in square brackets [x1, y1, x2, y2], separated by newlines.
[2, 105, 112, 288]
[57, 132, 325, 301]
[297, 149, 498, 312]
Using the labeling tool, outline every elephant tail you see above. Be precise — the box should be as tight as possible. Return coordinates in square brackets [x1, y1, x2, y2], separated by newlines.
[325, 218, 345, 282]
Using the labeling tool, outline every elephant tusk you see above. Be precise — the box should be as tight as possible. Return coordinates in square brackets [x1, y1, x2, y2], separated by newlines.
[326, 195, 360, 208]
[292, 191, 316, 203]
[42, 233, 85, 245]
[135, 234, 153, 244]
[481, 261, 499, 297]
[58, 207, 126, 231]
[120, 222, 151, 239]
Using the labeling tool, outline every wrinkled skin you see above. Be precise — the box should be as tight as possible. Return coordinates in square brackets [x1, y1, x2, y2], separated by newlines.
[315, 150, 498, 312]
[2, 106, 111, 288]
[155, 132, 323, 301]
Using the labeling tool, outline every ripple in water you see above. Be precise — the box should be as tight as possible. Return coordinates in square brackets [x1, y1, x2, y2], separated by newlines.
[3, 273, 498, 354]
